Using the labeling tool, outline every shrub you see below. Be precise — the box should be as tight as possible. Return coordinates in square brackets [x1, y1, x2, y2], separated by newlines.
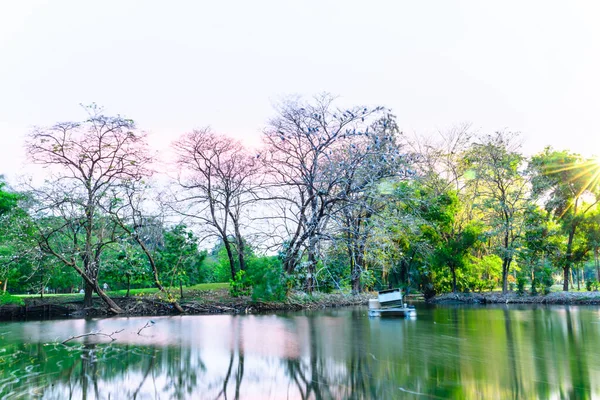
[247, 257, 288, 302]
[229, 270, 252, 297]
[360, 270, 376, 292]
[0, 292, 24, 306]
[586, 279, 599, 292]
[538, 268, 555, 295]
[516, 273, 528, 295]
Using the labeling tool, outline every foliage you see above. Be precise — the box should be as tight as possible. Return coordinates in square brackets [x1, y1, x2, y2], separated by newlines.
[516, 273, 528, 295]
[228, 255, 288, 301]
[586, 279, 599, 292]
[156, 225, 206, 290]
[246, 256, 288, 301]
[0, 292, 24, 306]
[229, 270, 252, 297]
[3, 98, 600, 303]
[529, 148, 600, 291]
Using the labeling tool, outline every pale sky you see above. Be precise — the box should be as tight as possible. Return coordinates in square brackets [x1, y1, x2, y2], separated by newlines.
[1, 1, 599, 183]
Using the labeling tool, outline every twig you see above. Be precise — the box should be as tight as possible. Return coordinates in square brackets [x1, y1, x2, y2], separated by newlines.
[62, 329, 124, 344]
[137, 320, 155, 335]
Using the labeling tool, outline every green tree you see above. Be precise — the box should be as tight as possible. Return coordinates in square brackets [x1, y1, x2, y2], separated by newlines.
[156, 224, 206, 298]
[0, 181, 40, 293]
[517, 205, 560, 294]
[529, 149, 600, 291]
[464, 132, 529, 293]
[581, 210, 600, 283]
[101, 240, 151, 296]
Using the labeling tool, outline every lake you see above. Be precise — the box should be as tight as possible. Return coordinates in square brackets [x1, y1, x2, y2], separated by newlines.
[1, 304, 599, 399]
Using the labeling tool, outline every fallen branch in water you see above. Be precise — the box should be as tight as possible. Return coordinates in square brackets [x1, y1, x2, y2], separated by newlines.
[61, 329, 124, 344]
[137, 320, 155, 335]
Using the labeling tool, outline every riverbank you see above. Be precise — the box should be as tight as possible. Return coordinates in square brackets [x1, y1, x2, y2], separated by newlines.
[0, 287, 374, 320]
[430, 291, 600, 305]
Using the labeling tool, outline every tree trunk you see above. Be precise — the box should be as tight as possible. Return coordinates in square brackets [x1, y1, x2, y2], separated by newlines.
[231, 216, 246, 272]
[179, 280, 184, 299]
[595, 247, 600, 282]
[126, 275, 131, 298]
[350, 248, 361, 295]
[502, 257, 512, 294]
[2, 279, 7, 293]
[83, 283, 93, 307]
[563, 228, 576, 291]
[451, 266, 457, 293]
[502, 264, 509, 293]
[94, 283, 123, 314]
[224, 240, 237, 280]
[563, 267, 570, 292]
[306, 236, 318, 294]
[130, 232, 185, 313]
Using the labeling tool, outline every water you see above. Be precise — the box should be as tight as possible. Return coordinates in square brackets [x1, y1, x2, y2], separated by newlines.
[1, 304, 600, 399]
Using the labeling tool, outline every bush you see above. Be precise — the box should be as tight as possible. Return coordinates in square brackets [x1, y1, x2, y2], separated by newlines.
[360, 270, 376, 292]
[0, 292, 24, 306]
[538, 268, 554, 295]
[516, 274, 528, 295]
[229, 270, 252, 297]
[247, 257, 288, 302]
[586, 279, 599, 292]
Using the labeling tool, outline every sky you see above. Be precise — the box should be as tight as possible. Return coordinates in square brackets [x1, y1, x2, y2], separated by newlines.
[1, 1, 599, 183]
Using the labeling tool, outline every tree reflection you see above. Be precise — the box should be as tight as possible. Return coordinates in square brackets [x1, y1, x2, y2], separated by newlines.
[503, 307, 522, 399]
[2, 308, 600, 399]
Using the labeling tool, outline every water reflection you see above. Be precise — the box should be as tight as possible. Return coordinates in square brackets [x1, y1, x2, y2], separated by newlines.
[1, 305, 600, 399]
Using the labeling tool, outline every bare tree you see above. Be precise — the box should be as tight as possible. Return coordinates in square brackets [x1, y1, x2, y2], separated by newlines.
[173, 129, 259, 280]
[25, 105, 152, 312]
[262, 94, 401, 292]
[104, 180, 185, 313]
[329, 123, 410, 293]
[408, 123, 473, 195]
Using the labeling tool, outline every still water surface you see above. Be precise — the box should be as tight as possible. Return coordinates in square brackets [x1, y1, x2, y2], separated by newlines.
[1, 304, 600, 399]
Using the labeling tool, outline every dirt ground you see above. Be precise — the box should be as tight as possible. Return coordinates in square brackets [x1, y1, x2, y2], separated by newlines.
[9, 288, 375, 319]
[430, 291, 600, 305]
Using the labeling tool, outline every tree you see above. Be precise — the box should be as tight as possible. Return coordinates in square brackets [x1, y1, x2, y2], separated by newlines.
[581, 209, 600, 282]
[101, 239, 151, 297]
[26, 105, 152, 312]
[464, 132, 529, 293]
[403, 126, 482, 294]
[156, 224, 205, 298]
[262, 94, 401, 292]
[0, 179, 32, 293]
[173, 129, 258, 280]
[517, 205, 560, 294]
[529, 149, 600, 291]
[106, 180, 185, 312]
[424, 190, 482, 293]
[331, 124, 409, 293]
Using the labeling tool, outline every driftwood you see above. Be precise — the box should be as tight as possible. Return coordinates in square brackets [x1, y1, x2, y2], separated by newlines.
[61, 329, 124, 344]
[137, 320, 155, 335]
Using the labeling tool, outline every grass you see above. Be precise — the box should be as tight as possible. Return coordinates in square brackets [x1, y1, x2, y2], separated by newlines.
[0, 293, 25, 306]
[16, 282, 231, 301]
[187, 282, 229, 291]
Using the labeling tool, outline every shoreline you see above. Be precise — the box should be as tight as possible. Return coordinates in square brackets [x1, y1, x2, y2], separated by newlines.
[429, 291, 600, 305]
[0, 291, 375, 320]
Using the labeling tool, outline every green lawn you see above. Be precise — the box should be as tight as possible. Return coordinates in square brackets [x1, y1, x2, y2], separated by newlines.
[17, 282, 230, 300]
